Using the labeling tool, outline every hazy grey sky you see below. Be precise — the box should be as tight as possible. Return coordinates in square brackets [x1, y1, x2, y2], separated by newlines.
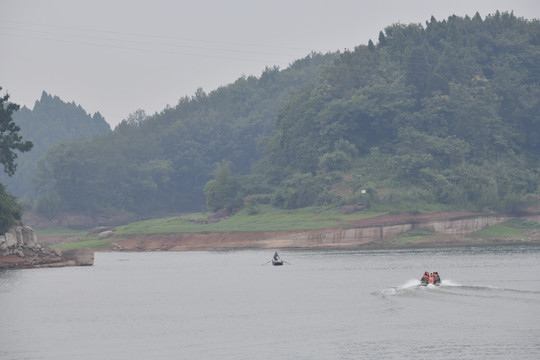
[2, 0, 539, 127]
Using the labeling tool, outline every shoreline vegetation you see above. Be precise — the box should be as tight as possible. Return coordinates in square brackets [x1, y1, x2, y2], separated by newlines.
[33, 206, 540, 252]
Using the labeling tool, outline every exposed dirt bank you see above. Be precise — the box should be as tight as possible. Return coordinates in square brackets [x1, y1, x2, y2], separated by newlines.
[104, 212, 540, 252]
[109, 229, 540, 252]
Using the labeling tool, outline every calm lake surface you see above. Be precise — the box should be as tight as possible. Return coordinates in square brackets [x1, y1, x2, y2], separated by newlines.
[1, 246, 540, 359]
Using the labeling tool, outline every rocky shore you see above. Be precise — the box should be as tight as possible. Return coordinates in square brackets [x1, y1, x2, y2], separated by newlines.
[0, 224, 94, 270]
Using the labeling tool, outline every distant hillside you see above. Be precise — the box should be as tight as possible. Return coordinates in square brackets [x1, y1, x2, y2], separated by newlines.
[35, 52, 337, 215]
[0, 92, 111, 198]
[30, 12, 540, 220]
[254, 11, 540, 212]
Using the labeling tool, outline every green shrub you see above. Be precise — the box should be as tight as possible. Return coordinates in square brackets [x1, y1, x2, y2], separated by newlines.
[0, 184, 22, 233]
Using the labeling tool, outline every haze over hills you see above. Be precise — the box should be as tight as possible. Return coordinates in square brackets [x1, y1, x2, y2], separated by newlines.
[0, 92, 110, 199]
[3, 12, 540, 223]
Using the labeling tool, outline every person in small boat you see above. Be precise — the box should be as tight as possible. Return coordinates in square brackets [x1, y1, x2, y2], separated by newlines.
[273, 252, 280, 261]
[421, 271, 429, 285]
[433, 272, 440, 284]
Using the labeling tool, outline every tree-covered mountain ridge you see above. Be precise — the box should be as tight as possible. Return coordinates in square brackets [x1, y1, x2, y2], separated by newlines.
[246, 11, 540, 213]
[30, 12, 540, 222]
[0, 92, 110, 201]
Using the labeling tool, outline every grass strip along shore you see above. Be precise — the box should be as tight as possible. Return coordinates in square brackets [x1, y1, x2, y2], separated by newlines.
[33, 206, 540, 251]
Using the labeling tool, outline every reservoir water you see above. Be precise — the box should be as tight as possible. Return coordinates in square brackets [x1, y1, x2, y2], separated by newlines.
[1, 246, 540, 359]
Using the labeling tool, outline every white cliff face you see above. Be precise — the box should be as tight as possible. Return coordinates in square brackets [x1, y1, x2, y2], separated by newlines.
[0, 225, 40, 254]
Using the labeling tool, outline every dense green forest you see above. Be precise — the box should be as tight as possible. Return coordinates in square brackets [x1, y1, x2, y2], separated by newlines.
[20, 12, 540, 219]
[254, 12, 540, 212]
[34, 53, 337, 216]
[0, 92, 110, 203]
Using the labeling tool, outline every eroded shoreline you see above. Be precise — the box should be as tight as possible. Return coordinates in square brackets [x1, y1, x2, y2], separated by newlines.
[107, 211, 540, 252]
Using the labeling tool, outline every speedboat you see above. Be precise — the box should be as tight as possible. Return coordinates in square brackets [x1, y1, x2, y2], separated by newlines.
[420, 271, 441, 286]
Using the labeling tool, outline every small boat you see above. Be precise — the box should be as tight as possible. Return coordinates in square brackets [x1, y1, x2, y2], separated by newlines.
[272, 251, 284, 266]
[420, 271, 441, 286]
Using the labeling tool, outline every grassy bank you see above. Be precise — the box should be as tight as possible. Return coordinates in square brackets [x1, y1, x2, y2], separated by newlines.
[115, 205, 385, 235]
[33, 227, 88, 238]
[37, 205, 386, 249]
[35, 206, 540, 250]
[469, 218, 540, 239]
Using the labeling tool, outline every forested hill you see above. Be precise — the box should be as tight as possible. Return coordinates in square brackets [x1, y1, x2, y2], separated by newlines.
[34, 12, 540, 219]
[253, 12, 540, 211]
[34, 53, 337, 216]
[0, 92, 110, 199]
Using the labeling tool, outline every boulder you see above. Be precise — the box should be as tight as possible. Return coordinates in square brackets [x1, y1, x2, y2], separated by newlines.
[21, 226, 39, 248]
[87, 226, 116, 236]
[61, 248, 94, 266]
[1, 225, 94, 269]
[98, 230, 115, 239]
[4, 229, 19, 248]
